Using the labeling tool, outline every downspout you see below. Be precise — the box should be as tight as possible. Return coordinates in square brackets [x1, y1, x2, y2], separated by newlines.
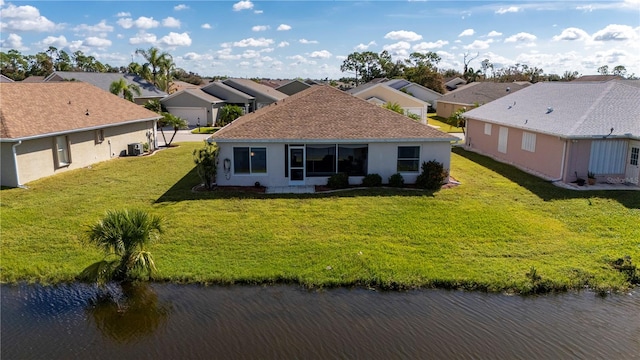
[12, 140, 23, 188]
[153, 119, 158, 150]
[550, 139, 567, 182]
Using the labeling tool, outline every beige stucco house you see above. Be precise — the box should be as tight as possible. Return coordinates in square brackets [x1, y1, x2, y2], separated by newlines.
[347, 83, 431, 124]
[1, 82, 161, 188]
[211, 85, 456, 188]
[463, 81, 640, 187]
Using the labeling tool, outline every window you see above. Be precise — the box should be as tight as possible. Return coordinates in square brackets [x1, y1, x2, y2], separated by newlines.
[521, 132, 536, 152]
[397, 146, 420, 172]
[484, 123, 492, 135]
[95, 129, 105, 144]
[233, 147, 266, 174]
[631, 147, 639, 166]
[498, 127, 508, 154]
[589, 140, 626, 174]
[338, 145, 368, 176]
[306, 145, 335, 177]
[55, 136, 71, 167]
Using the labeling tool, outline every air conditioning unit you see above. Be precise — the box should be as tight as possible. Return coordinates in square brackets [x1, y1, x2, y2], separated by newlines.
[127, 143, 143, 156]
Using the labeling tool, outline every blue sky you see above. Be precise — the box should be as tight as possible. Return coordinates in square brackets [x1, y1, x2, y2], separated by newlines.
[1, 0, 639, 79]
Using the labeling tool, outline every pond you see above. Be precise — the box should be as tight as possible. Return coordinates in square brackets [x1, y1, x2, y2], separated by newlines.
[1, 283, 638, 359]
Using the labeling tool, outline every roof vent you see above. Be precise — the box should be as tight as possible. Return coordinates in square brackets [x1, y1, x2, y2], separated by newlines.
[506, 87, 510, 92]
[546, 107, 553, 114]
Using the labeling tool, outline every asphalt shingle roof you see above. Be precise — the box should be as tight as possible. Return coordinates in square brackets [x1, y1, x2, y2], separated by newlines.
[212, 85, 455, 142]
[463, 81, 640, 138]
[1, 82, 161, 140]
[223, 78, 288, 101]
[439, 81, 530, 105]
[45, 71, 167, 98]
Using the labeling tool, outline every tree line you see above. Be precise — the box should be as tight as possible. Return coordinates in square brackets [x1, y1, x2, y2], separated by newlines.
[340, 50, 636, 93]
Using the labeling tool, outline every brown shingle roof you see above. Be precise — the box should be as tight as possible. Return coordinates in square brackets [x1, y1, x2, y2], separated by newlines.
[439, 81, 530, 105]
[0, 82, 161, 139]
[213, 85, 454, 142]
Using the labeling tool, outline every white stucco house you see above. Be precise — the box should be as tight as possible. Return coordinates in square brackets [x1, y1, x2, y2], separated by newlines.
[1, 82, 161, 188]
[210, 85, 456, 188]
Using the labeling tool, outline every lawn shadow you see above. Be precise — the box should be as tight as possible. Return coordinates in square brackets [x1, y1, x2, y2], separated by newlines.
[155, 167, 440, 203]
[453, 147, 640, 209]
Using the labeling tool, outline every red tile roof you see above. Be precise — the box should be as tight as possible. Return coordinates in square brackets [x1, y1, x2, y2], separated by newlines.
[213, 85, 454, 142]
[1, 82, 161, 139]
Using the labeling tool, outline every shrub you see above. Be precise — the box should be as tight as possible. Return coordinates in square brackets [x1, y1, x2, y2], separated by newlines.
[361, 174, 382, 187]
[193, 142, 218, 190]
[415, 160, 449, 190]
[327, 173, 349, 189]
[388, 173, 404, 188]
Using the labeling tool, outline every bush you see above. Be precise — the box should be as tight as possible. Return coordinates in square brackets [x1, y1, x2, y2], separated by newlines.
[193, 142, 218, 190]
[327, 173, 349, 189]
[361, 174, 382, 187]
[388, 173, 404, 188]
[415, 160, 449, 190]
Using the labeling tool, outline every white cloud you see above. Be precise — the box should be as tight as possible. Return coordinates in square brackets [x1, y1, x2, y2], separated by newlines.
[0, 4, 58, 32]
[496, 6, 520, 14]
[118, 16, 159, 30]
[252, 25, 269, 32]
[553, 27, 590, 41]
[505, 32, 537, 42]
[309, 50, 332, 59]
[216, 48, 240, 60]
[463, 39, 494, 50]
[355, 41, 376, 51]
[39, 35, 69, 48]
[233, 37, 274, 47]
[182, 52, 213, 61]
[384, 30, 422, 42]
[277, 24, 292, 31]
[0, 33, 27, 50]
[117, 18, 133, 29]
[116, 12, 131, 17]
[277, 41, 289, 48]
[162, 17, 181, 28]
[129, 31, 157, 45]
[299, 39, 318, 44]
[84, 36, 112, 48]
[458, 29, 475, 37]
[383, 41, 411, 54]
[233, 1, 253, 11]
[254, 10, 263, 14]
[592, 24, 637, 41]
[158, 32, 192, 47]
[74, 20, 114, 34]
[413, 40, 448, 51]
[174, 4, 189, 11]
[201, 23, 212, 29]
[487, 31, 502, 37]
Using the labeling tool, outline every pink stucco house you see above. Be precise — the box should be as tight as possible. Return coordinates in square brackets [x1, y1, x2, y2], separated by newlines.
[463, 80, 640, 188]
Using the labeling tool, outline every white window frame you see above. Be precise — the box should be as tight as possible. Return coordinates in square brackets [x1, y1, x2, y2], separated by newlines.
[55, 135, 71, 167]
[484, 123, 492, 135]
[498, 127, 508, 154]
[521, 132, 536, 152]
[397, 146, 421, 173]
[233, 147, 267, 175]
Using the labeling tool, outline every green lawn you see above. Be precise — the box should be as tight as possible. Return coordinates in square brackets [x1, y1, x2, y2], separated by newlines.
[428, 114, 464, 133]
[1, 143, 638, 293]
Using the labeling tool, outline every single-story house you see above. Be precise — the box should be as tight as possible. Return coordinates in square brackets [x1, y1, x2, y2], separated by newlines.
[161, 88, 225, 127]
[275, 79, 312, 96]
[201, 81, 256, 113]
[444, 77, 466, 91]
[463, 81, 640, 187]
[222, 78, 288, 110]
[572, 75, 624, 82]
[347, 83, 431, 124]
[0, 82, 161, 188]
[437, 81, 530, 118]
[211, 85, 456, 188]
[0, 74, 14, 83]
[384, 79, 443, 111]
[44, 71, 167, 105]
[21, 76, 45, 83]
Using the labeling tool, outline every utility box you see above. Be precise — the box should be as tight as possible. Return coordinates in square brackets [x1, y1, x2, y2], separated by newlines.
[127, 143, 143, 156]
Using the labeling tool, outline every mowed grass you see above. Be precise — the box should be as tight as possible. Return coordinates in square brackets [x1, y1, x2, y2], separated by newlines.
[428, 114, 464, 133]
[1, 143, 638, 293]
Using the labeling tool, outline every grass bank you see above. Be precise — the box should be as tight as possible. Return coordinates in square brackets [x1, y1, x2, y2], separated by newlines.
[1, 144, 638, 294]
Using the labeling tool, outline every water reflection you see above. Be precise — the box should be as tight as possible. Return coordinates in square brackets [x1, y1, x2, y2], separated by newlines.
[1, 284, 639, 359]
[87, 282, 171, 344]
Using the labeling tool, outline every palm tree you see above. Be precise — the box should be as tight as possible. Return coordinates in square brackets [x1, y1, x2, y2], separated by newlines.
[80, 209, 163, 284]
[135, 47, 171, 88]
[109, 78, 141, 102]
[158, 112, 187, 147]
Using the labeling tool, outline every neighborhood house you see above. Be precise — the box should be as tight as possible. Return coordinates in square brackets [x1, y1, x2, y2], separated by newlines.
[0, 82, 161, 188]
[211, 85, 456, 188]
[463, 80, 640, 187]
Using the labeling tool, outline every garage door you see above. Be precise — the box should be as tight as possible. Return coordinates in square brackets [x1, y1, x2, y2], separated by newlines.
[166, 107, 207, 128]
